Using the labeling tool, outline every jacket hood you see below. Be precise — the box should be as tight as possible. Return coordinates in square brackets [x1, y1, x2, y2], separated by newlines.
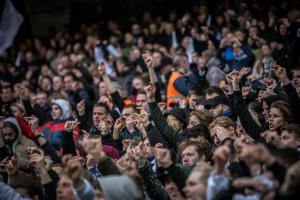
[98, 175, 140, 200]
[51, 99, 70, 120]
[3, 117, 22, 152]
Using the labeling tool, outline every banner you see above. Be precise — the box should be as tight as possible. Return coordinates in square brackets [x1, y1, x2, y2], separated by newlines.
[0, 0, 23, 55]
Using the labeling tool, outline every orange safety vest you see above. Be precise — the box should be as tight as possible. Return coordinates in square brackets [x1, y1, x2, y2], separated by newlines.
[123, 98, 132, 105]
[167, 71, 187, 108]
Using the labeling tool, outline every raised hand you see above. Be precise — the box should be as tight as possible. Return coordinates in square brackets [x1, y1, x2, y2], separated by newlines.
[136, 107, 149, 125]
[132, 114, 145, 131]
[28, 148, 46, 175]
[132, 141, 145, 159]
[271, 64, 289, 86]
[238, 144, 267, 167]
[114, 117, 126, 132]
[27, 115, 39, 132]
[144, 83, 156, 102]
[212, 126, 231, 145]
[158, 102, 166, 112]
[227, 70, 241, 91]
[239, 67, 251, 78]
[98, 119, 112, 135]
[64, 120, 80, 133]
[213, 145, 230, 174]
[142, 51, 154, 68]
[80, 136, 106, 162]
[155, 148, 172, 168]
[226, 73, 233, 86]
[134, 141, 148, 168]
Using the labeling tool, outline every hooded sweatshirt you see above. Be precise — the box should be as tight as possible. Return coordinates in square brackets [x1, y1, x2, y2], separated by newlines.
[3, 117, 22, 153]
[2, 117, 36, 171]
[39, 99, 79, 150]
[98, 175, 141, 200]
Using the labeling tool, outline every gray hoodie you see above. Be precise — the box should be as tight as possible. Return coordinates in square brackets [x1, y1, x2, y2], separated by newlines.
[98, 175, 141, 200]
[3, 117, 22, 153]
[3, 117, 36, 171]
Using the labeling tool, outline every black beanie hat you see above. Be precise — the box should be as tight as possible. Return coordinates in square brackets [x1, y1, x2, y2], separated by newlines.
[165, 107, 187, 126]
[262, 95, 286, 107]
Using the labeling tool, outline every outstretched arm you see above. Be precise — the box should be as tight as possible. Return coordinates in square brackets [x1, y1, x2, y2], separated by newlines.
[98, 63, 125, 111]
[145, 84, 178, 150]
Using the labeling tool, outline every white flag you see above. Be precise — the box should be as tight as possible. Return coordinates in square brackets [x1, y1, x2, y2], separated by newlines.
[0, 0, 24, 55]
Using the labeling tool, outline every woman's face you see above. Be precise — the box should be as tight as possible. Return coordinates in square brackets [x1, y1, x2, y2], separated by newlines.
[183, 172, 206, 200]
[10, 105, 23, 117]
[51, 105, 62, 120]
[98, 82, 108, 96]
[269, 107, 285, 131]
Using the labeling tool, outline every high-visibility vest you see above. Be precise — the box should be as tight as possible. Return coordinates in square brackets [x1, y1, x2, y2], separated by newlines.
[167, 71, 187, 108]
[123, 98, 132, 105]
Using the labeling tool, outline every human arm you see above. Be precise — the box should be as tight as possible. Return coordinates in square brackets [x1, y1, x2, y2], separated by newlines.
[206, 145, 231, 200]
[272, 64, 300, 124]
[145, 84, 178, 150]
[155, 148, 187, 194]
[62, 120, 81, 156]
[80, 136, 120, 175]
[142, 51, 162, 102]
[28, 116, 61, 163]
[136, 142, 170, 200]
[230, 70, 264, 140]
[76, 100, 93, 131]
[98, 62, 125, 111]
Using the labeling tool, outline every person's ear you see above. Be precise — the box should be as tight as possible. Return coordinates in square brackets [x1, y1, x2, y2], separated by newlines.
[199, 155, 206, 162]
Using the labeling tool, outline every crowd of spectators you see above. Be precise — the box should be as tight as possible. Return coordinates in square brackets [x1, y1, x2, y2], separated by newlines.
[0, 0, 300, 199]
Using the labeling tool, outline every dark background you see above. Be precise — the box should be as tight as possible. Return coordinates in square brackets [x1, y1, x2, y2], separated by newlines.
[1, 0, 300, 38]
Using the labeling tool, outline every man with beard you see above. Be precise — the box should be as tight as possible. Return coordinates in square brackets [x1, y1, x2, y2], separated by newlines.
[0, 117, 36, 172]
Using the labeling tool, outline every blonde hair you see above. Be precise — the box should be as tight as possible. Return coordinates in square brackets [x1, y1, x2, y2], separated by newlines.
[209, 116, 236, 131]
[11, 102, 25, 115]
[189, 110, 214, 127]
